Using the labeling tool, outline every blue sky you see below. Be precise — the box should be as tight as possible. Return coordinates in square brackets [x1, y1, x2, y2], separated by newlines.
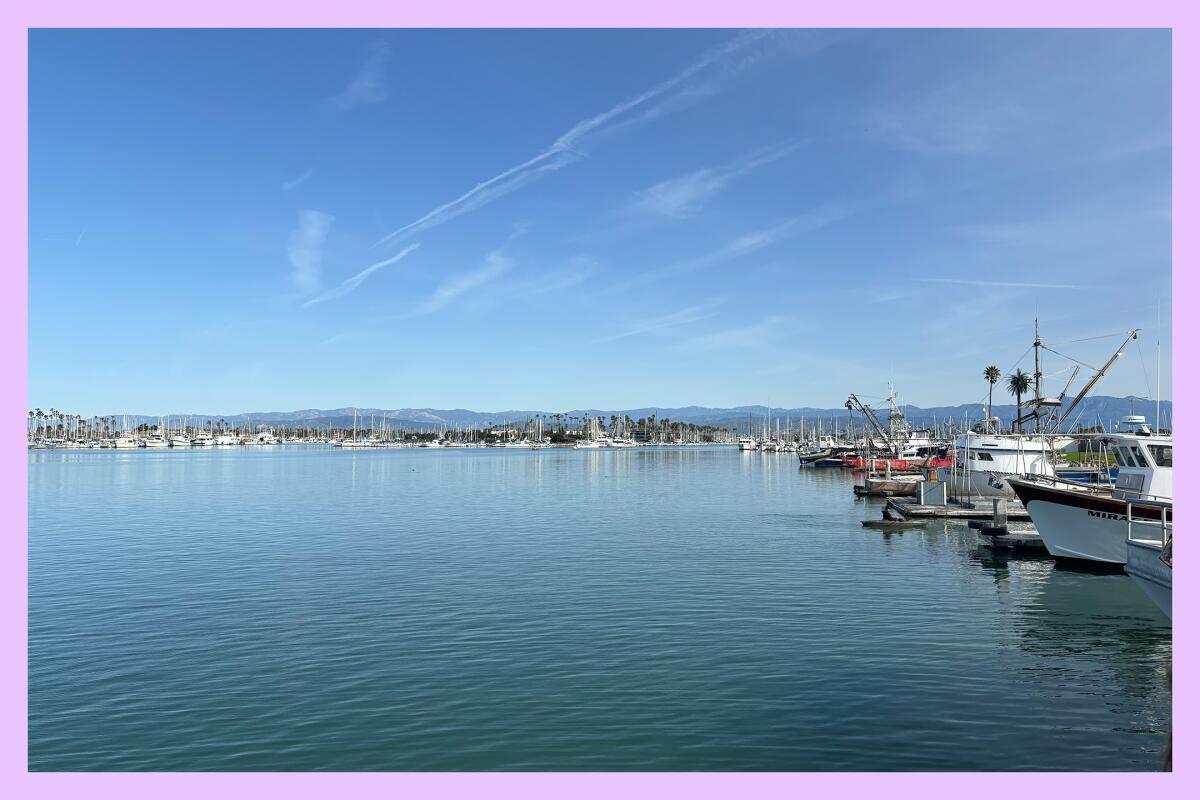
[29, 29, 1172, 414]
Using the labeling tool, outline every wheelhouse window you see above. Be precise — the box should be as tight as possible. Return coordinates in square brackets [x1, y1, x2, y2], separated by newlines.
[974, 452, 993, 461]
[1148, 445, 1172, 467]
[1126, 447, 1149, 468]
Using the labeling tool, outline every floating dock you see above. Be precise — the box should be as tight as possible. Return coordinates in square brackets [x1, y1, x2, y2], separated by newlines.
[884, 497, 1031, 521]
[971, 521, 1047, 551]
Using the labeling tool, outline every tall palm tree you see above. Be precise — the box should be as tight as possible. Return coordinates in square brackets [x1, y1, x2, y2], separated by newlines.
[984, 365, 1001, 428]
[1007, 369, 1031, 433]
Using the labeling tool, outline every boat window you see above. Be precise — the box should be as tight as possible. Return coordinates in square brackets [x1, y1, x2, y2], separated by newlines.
[975, 452, 993, 461]
[1147, 445, 1172, 467]
[1111, 448, 1128, 467]
[1126, 447, 1148, 468]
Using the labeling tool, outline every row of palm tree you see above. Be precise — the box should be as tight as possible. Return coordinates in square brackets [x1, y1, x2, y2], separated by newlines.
[983, 366, 1032, 432]
[28, 411, 241, 441]
[27, 409, 119, 440]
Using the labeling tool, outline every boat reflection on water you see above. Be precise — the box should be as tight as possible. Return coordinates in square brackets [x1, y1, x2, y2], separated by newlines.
[969, 547, 1171, 767]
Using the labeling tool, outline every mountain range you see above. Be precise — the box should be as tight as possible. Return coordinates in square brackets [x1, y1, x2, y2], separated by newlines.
[102, 395, 1171, 433]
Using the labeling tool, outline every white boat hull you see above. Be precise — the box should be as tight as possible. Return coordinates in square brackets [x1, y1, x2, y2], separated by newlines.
[1010, 479, 1172, 565]
[1024, 497, 1129, 563]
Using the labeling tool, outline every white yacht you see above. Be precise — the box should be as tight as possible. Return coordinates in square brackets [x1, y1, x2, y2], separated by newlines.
[114, 435, 142, 449]
[169, 433, 191, 447]
[191, 430, 214, 447]
[1010, 417, 1172, 565]
[143, 430, 169, 448]
[214, 432, 238, 446]
[737, 437, 758, 451]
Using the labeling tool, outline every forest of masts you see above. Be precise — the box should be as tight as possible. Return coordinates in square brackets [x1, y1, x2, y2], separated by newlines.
[29, 407, 1092, 446]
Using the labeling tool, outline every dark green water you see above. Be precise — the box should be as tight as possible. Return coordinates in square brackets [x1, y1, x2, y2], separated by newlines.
[28, 446, 1171, 770]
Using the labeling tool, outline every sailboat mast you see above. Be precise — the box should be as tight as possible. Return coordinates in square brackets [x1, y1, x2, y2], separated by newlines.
[1033, 318, 1043, 433]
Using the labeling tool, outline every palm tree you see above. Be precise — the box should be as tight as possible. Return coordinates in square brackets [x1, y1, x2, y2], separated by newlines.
[984, 365, 1001, 428]
[1007, 369, 1031, 433]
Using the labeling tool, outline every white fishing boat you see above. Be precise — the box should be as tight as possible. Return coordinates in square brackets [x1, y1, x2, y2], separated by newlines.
[942, 324, 1138, 499]
[937, 429, 1063, 498]
[191, 430, 214, 447]
[1010, 418, 1171, 565]
[169, 433, 191, 447]
[114, 435, 142, 449]
[214, 432, 238, 446]
[737, 437, 758, 451]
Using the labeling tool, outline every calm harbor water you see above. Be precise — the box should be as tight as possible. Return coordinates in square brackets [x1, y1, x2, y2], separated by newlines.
[29, 446, 1171, 771]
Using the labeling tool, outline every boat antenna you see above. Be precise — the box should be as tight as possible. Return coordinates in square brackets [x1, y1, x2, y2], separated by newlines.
[1156, 299, 1161, 432]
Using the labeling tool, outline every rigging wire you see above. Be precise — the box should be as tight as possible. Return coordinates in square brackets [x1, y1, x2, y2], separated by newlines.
[1039, 343, 1098, 371]
[1068, 331, 1128, 343]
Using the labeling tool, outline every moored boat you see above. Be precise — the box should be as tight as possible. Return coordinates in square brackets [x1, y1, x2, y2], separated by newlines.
[1126, 534, 1171, 619]
[1010, 421, 1171, 565]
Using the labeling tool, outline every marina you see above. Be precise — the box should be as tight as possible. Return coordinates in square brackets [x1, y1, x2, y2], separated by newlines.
[25, 26, 1174, 778]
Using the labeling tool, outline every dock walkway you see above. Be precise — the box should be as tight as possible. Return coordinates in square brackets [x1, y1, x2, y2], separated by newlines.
[884, 497, 1031, 521]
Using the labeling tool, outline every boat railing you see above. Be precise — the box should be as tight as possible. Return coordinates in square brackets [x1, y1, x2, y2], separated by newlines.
[1127, 500, 1171, 547]
[1022, 473, 1173, 504]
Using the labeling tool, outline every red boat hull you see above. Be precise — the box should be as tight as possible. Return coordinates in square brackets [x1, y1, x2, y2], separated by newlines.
[843, 454, 954, 471]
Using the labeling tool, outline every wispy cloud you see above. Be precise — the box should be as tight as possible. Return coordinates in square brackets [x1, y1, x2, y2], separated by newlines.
[952, 209, 1169, 249]
[518, 257, 597, 297]
[614, 206, 850, 292]
[288, 210, 334, 294]
[410, 251, 513, 316]
[678, 315, 795, 352]
[595, 304, 718, 343]
[374, 32, 773, 248]
[74, 226, 87, 247]
[334, 40, 391, 111]
[302, 243, 419, 308]
[863, 63, 1028, 156]
[629, 142, 798, 219]
[282, 169, 314, 193]
[914, 277, 1081, 290]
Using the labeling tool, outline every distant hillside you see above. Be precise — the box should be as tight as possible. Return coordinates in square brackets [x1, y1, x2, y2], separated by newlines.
[102, 395, 1171, 433]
